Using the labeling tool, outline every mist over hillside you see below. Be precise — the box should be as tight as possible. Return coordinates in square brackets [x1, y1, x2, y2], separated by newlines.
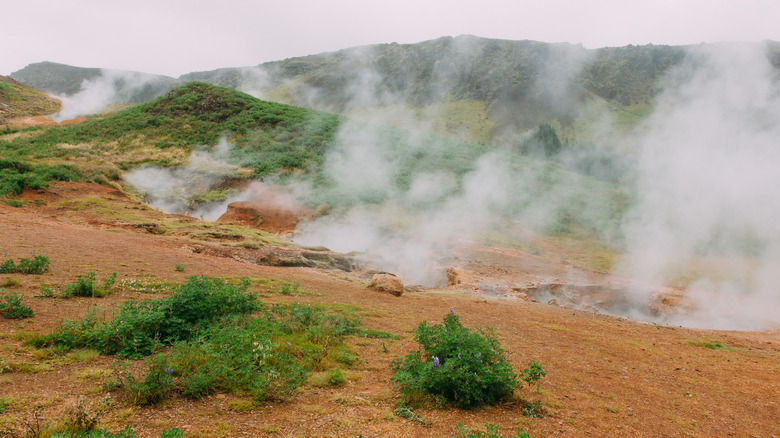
[5, 36, 780, 329]
[5, 37, 708, 140]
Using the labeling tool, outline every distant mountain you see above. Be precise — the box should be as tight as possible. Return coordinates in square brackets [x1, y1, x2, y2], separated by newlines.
[11, 37, 780, 143]
[11, 61, 184, 103]
[0, 75, 61, 122]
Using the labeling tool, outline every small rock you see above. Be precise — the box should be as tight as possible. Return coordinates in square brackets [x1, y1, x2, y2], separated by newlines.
[548, 298, 559, 306]
[368, 273, 404, 297]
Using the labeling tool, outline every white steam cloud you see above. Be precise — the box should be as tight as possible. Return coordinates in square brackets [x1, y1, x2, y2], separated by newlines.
[617, 42, 780, 329]
[125, 138, 247, 220]
[50, 69, 173, 121]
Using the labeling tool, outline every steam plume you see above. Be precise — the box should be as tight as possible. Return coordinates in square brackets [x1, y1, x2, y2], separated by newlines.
[617, 42, 780, 329]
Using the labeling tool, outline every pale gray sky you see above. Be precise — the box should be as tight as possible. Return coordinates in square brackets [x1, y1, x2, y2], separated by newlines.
[4, 0, 779, 77]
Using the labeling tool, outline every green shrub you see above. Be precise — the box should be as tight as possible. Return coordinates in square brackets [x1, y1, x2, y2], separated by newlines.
[116, 355, 175, 406]
[0, 291, 33, 319]
[60, 272, 117, 298]
[119, 302, 366, 405]
[47, 276, 259, 358]
[0, 254, 49, 274]
[391, 312, 523, 408]
[169, 320, 307, 401]
[454, 423, 533, 438]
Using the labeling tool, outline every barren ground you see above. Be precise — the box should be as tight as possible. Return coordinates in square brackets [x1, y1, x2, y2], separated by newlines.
[0, 181, 778, 438]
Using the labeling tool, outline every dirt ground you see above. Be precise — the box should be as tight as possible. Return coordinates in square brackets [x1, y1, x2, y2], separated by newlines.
[0, 182, 778, 438]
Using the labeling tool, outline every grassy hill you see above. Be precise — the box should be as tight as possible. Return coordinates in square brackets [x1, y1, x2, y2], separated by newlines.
[0, 75, 61, 123]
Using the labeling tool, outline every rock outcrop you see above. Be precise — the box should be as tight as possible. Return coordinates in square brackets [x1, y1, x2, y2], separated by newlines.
[368, 273, 404, 297]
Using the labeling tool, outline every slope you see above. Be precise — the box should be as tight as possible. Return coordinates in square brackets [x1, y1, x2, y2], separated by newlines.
[0, 76, 61, 123]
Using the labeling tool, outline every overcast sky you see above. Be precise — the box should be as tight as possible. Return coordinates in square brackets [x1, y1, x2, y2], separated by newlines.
[4, 0, 780, 77]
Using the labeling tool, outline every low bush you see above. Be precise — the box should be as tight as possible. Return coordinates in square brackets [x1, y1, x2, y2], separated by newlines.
[60, 272, 117, 298]
[391, 311, 541, 409]
[0, 160, 79, 196]
[0, 291, 33, 319]
[0, 254, 49, 274]
[114, 302, 368, 405]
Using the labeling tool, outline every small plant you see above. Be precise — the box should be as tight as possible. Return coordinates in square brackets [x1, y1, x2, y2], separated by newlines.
[0, 254, 49, 274]
[391, 311, 526, 408]
[115, 356, 174, 406]
[36, 283, 56, 297]
[454, 423, 533, 438]
[521, 400, 544, 418]
[0, 291, 34, 319]
[2, 199, 24, 208]
[0, 277, 20, 288]
[393, 401, 427, 426]
[60, 272, 117, 298]
[60, 395, 111, 433]
[174, 264, 185, 272]
[309, 368, 346, 387]
[520, 360, 546, 389]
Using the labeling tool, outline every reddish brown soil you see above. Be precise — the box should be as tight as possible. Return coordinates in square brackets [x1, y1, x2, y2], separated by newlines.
[0, 183, 778, 438]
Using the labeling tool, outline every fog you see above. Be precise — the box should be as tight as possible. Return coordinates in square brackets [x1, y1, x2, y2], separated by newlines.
[119, 40, 780, 330]
[617, 42, 780, 329]
[49, 69, 175, 122]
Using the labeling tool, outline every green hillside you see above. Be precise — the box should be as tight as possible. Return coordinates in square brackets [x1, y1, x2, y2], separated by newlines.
[0, 75, 61, 122]
[1, 82, 340, 183]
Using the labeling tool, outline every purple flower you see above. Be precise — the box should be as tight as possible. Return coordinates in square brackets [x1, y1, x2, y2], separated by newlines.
[449, 307, 454, 314]
[431, 356, 441, 370]
[284, 342, 290, 347]
[463, 333, 468, 337]
[165, 368, 174, 374]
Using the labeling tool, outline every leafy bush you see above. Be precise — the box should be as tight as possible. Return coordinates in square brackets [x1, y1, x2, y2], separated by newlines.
[60, 272, 117, 298]
[46, 276, 259, 358]
[0, 291, 33, 319]
[0, 254, 49, 274]
[391, 312, 523, 408]
[0, 160, 79, 196]
[454, 423, 533, 438]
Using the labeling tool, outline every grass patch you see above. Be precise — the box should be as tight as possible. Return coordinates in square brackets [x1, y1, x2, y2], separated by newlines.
[686, 339, 739, 351]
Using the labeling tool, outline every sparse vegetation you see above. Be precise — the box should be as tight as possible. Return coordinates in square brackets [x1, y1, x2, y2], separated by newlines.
[0, 254, 50, 274]
[44, 276, 259, 358]
[454, 423, 533, 438]
[59, 272, 117, 298]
